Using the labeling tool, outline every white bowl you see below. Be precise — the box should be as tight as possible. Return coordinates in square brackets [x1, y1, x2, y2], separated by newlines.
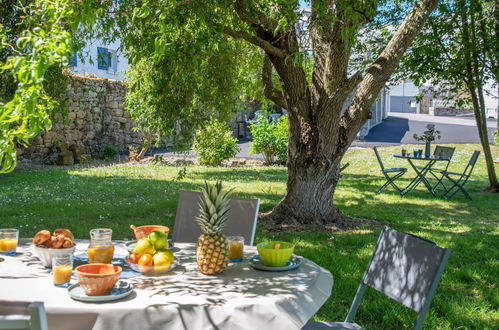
[33, 245, 76, 268]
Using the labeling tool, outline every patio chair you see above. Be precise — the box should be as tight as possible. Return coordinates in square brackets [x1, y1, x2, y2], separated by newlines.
[0, 301, 48, 330]
[172, 190, 259, 245]
[441, 150, 480, 200]
[373, 147, 407, 195]
[416, 146, 455, 191]
[302, 227, 451, 330]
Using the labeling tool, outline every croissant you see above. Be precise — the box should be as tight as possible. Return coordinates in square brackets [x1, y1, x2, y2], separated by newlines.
[54, 229, 74, 241]
[62, 237, 74, 248]
[50, 235, 64, 249]
[32, 230, 51, 246]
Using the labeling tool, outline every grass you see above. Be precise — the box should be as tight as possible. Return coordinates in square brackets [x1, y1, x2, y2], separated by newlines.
[1, 143, 498, 329]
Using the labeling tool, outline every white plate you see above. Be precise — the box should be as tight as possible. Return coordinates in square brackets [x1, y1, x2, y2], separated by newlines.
[249, 255, 303, 272]
[68, 280, 133, 302]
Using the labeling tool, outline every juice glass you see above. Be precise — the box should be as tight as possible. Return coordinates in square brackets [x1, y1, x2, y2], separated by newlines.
[0, 229, 19, 256]
[227, 236, 244, 262]
[88, 228, 114, 264]
[52, 254, 73, 287]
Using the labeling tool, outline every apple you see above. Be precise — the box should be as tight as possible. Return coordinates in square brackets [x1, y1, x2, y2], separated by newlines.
[148, 230, 168, 250]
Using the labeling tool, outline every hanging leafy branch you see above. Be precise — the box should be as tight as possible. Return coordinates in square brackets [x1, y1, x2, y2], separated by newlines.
[0, 0, 74, 173]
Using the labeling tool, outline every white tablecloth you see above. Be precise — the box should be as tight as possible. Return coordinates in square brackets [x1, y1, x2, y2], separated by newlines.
[0, 239, 333, 330]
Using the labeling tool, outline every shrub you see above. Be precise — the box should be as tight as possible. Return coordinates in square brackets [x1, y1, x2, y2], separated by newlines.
[494, 130, 499, 147]
[102, 145, 119, 159]
[193, 119, 240, 166]
[249, 113, 288, 165]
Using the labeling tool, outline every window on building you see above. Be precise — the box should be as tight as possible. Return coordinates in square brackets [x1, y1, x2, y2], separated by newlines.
[68, 52, 77, 67]
[97, 47, 110, 70]
[97, 47, 118, 73]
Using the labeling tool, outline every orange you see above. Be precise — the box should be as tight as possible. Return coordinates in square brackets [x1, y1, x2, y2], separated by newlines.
[138, 254, 153, 265]
[128, 253, 140, 264]
[138, 253, 153, 272]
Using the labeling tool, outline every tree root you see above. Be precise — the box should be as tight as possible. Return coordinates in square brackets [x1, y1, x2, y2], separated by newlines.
[259, 206, 387, 232]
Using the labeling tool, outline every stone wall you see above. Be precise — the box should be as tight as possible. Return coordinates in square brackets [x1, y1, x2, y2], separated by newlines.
[429, 107, 474, 116]
[17, 74, 142, 163]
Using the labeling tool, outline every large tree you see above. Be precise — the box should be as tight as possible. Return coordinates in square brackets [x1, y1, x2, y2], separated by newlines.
[402, 0, 498, 191]
[1, 0, 440, 226]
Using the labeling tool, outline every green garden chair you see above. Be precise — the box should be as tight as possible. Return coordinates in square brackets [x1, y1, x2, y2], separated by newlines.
[373, 147, 407, 195]
[415, 146, 455, 191]
[302, 227, 451, 330]
[441, 150, 480, 200]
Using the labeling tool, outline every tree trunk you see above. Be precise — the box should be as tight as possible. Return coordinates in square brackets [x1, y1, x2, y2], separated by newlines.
[258, 0, 440, 227]
[461, 0, 499, 190]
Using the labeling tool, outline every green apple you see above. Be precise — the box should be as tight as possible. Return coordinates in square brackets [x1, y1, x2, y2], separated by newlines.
[133, 238, 155, 256]
[148, 230, 168, 250]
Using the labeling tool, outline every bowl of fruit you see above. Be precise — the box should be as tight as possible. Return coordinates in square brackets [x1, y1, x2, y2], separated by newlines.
[126, 229, 176, 275]
[32, 229, 76, 268]
[256, 241, 295, 267]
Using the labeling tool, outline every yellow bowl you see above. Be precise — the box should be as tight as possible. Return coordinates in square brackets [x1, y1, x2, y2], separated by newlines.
[256, 241, 294, 267]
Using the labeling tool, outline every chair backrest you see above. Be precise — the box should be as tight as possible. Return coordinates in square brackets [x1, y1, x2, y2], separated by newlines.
[373, 147, 385, 170]
[433, 146, 455, 159]
[345, 227, 451, 330]
[0, 301, 48, 330]
[465, 150, 480, 174]
[172, 190, 260, 245]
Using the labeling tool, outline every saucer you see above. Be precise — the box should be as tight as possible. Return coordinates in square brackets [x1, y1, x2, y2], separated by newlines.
[68, 280, 133, 302]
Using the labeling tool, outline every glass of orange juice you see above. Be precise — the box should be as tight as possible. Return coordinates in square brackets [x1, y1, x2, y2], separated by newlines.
[0, 228, 19, 256]
[227, 236, 244, 262]
[52, 254, 73, 287]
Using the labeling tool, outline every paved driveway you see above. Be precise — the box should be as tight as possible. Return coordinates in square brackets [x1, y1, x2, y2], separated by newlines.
[359, 113, 496, 146]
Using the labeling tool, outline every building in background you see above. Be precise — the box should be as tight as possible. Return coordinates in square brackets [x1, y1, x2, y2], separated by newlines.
[388, 79, 419, 113]
[69, 38, 128, 81]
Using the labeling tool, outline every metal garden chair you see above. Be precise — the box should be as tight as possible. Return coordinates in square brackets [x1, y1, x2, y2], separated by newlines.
[373, 147, 407, 195]
[302, 227, 451, 330]
[440, 150, 480, 200]
[172, 190, 260, 245]
[0, 301, 48, 330]
[415, 146, 455, 191]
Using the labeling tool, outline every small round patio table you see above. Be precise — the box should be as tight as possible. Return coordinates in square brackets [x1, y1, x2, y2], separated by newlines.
[394, 154, 451, 196]
[0, 240, 333, 330]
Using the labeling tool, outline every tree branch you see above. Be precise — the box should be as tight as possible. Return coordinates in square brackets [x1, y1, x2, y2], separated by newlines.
[217, 24, 287, 58]
[340, 0, 440, 147]
[262, 55, 287, 109]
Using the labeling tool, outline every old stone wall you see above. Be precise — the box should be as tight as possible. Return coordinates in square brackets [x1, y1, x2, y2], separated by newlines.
[429, 107, 474, 116]
[17, 74, 142, 163]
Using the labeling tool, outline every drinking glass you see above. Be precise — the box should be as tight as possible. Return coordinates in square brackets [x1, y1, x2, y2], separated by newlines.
[0, 228, 19, 256]
[52, 254, 73, 287]
[227, 236, 244, 262]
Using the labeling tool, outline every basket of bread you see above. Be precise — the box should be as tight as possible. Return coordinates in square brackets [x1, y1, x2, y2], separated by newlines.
[33, 229, 76, 267]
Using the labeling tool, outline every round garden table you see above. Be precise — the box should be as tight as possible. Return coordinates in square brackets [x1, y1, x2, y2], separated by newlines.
[0, 239, 333, 330]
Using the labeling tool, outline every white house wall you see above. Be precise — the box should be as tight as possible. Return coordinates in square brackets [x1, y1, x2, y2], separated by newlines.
[71, 38, 128, 81]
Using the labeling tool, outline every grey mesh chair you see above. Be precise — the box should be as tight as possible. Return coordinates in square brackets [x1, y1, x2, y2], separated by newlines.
[416, 146, 455, 191]
[303, 227, 451, 330]
[0, 301, 48, 330]
[441, 150, 480, 200]
[373, 147, 407, 195]
[173, 190, 259, 245]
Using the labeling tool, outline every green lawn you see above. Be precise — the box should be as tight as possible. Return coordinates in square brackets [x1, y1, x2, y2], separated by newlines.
[1, 144, 498, 329]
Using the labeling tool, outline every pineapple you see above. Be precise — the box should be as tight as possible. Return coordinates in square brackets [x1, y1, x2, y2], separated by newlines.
[195, 181, 232, 275]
